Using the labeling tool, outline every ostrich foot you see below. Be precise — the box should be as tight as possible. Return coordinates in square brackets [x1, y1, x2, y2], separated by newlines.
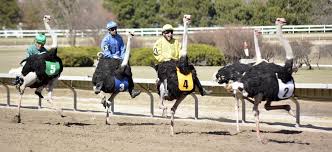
[56, 108, 65, 117]
[106, 117, 111, 125]
[35, 91, 44, 98]
[100, 96, 107, 109]
[160, 107, 167, 118]
[200, 88, 212, 96]
[170, 125, 174, 136]
[14, 115, 21, 123]
[130, 89, 141, 98]
[288, 110, 296, 118]
[258, 137, 268, 144]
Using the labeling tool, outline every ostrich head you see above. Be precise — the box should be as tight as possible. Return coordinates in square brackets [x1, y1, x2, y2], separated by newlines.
[275, 18, 287, 26]
[214, 68, 230, 84]
[43, 15, 51, 23]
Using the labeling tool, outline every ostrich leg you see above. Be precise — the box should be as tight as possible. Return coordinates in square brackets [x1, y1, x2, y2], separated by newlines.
[159, 83, 167, 117]
[170, 95, 186, 136]
[15, 93, 23, 123]
[290, 96, 300, 127]
[253, 93, 266, 144]
[234, 90, 241, 133]
[45, 78, 64, 117]
[105, 92, 118, 125]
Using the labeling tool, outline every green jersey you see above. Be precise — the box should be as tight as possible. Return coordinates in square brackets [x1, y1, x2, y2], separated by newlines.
[26, 45, 48, 57]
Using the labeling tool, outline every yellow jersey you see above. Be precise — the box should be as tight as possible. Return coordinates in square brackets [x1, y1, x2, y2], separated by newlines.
[153, 37, 181, 62]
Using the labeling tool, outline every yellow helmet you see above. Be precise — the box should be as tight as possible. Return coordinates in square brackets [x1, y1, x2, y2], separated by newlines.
[162, 24, 174, 32]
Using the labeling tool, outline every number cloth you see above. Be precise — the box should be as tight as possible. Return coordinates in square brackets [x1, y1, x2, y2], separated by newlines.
[176, 67, 194, 91]
[277, 79, 294, 99]
[114, 77, 129, 92]
[45, 61, 60, 76]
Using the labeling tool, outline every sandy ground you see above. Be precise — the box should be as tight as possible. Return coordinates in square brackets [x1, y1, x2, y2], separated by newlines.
[0, 88, 332, 152]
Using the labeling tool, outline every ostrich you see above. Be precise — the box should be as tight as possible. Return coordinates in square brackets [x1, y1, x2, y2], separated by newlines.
[92, 31, 137, 124]
[214, 29, 262, 88]
[155, 15, 207, 135]
[12, 15, 63, 123]
[230, 18, 299, 143]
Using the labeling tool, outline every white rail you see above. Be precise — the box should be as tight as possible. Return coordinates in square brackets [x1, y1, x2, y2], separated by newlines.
[1, 73, 331, 122]
[1, 25, 332, 38]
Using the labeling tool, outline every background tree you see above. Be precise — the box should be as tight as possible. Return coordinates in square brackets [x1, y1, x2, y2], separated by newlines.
[291, 40, 313, 69]
[0, 0, 21, 29]
[104, 0, 160, 28]
[48, 0, 112, 46]
[311, 0, 332, 24]
[17, 0, 41, 29]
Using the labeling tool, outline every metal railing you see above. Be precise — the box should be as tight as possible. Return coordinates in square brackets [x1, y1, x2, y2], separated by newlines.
[1, 73, 331, 121]
[1, 25, 332, 38]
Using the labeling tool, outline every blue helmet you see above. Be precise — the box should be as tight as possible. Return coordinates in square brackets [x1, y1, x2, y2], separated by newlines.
[106, 21, 117, 29]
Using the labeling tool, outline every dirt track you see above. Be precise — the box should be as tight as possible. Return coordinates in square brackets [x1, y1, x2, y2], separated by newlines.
[0, 89, 332, 152]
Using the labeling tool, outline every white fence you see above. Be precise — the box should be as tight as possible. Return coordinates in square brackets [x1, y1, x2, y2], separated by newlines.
[1, 25, 332, 38]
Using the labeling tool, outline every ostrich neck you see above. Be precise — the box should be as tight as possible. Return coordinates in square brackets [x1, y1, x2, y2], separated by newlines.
[253, 31, 262, 61]
[180, 22, 188, 57]
[121, 36, 131, 67]
[44, 22, 57, 48]
[276, 24, 293, 59]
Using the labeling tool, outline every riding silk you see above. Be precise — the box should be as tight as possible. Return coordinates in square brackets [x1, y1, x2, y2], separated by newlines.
[45, 61, 61, 76]
[114, 77, 129, 92]
[176, 67, 193, 91]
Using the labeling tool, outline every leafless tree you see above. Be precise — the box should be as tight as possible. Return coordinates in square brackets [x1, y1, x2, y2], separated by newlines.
[291, 40, 313, 70]
[190, 27, 257, 64]
[19, 0, 114, 46]
[311, 0, 332, 24]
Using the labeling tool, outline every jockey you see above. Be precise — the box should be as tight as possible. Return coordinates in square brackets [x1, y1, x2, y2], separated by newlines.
[153, 23, 210, 96]
[99, 21, 141, 98]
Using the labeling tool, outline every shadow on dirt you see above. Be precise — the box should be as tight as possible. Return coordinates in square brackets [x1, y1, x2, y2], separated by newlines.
[117, 122, 160, 126]
[254, 129, 303, 134]
[201, 131, 232, 136]
[263, 121, 332, 131]
[43, 122, 93, 127]
[268, 139, 310, 145]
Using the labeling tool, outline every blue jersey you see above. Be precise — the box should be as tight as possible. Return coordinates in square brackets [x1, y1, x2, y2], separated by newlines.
[100, 33, 125, 59]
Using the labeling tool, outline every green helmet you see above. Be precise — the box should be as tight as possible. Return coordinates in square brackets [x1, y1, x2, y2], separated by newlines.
[35, 33, 46, 44]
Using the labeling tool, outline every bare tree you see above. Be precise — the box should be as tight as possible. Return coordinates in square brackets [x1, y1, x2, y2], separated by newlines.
[46, 0, 114, 46]
[19, 0, 114, 46]
[291, 40, 313, 70]
[311, 0, 332, 24]
[190, 27, 256, 64]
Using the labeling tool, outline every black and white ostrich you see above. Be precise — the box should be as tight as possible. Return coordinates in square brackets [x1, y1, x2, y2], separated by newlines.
[13, 16, 63, 123]
[155, 15, 207, 135]
[214, 29, 263, 89]
[92, 32, 137, 124]
[229, 18, 299, 143]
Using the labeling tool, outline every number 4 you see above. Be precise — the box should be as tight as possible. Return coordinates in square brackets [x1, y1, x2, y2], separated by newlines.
[183, 80, 188, 89]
